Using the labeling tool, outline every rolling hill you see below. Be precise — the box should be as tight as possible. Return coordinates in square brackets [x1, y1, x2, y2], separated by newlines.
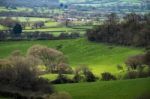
[0, 38, 143, 74]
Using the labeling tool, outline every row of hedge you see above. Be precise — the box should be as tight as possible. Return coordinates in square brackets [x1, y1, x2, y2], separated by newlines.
[0, 31, 81, 41]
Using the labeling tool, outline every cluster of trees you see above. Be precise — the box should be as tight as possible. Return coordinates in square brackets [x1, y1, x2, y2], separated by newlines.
[0, 52, 54, 98]
[0, 17, 46, 29]
[51, 66, 97, 84]
[51, 48, 150, 84]
[32, 21, 45, 29]
[0, 17, 81, 40]
[87, 13, 150, 47]
[0, 45, 73, 98]
[124, 50, 150, 79]
[51, 66, 121, 84]
[27, 45, 72, 74]
[59, 3, 68, 9]
[0, 17, 19, 28]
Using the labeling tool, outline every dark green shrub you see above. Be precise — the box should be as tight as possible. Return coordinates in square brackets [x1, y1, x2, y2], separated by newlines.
[12, 23, 22, 37]
[31, 78, 54, 94]
[84, 71, 96, 82]
[73, 73, 84, 83]
[125, 54, 144, 70]
[51, 74, 74, 84]
[0, 65, 16, 85]
[124, 71, 138, 79]
[74, 66, 96, 82]
[101, 72, 116, 81]
[0, 55, 54, 97]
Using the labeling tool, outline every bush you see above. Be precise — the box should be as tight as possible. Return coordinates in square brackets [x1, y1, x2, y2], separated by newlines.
[31, 78, 54, 94]
[101, 72, 116, 81]
[0, 65, 16, 85]
[84, 71, 96, 82]
[69, 32, 80, 38]
[51, 74, 74, 84]
[0, 31, 7, 41]
[125, 54, 144, 70]
[138, 71, 149, 78]
[73, 73, 84, 83]
[57, 63, 73, 74]
[74, 66, 96, 82]
[148, 67, 150, 76]
[27, 45, 69, 73]
[0, 53, 54, 97]
[124, 71, 139, 79]
[117, 64, 124, 71]
[58, 33, 70, 39]
[137, 66, 149, 78]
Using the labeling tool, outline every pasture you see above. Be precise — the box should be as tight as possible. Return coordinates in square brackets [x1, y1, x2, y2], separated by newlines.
[0, 7, 33, 12]
[0, 16, 92, 36]
[56, 77, 150, 99]
[0, 25, 7, 30]
[0, 17, 50, 22]
[0, 38, 143, 74]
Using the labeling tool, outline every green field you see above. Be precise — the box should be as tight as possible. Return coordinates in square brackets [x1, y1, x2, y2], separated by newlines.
[0, 25, 7, 30]
[0, 17, 50, 22]
[0, 7, 33, 12]
[0, 77, 150, 99]
[56, 77, 150, 99]
[0, 38, 143, 74]
[0, 1, 148, 99]
[24, 27, 79, 32]
[23, 27, 86, 36]
[0, 16, 91, 36]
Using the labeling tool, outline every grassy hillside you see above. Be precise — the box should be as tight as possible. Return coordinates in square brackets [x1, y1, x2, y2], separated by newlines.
[0, 38, 143, 74]
[0, 25, 7, 30]
[0, 17, 50, 22]
[56, 77, 150, 99]
[1, 78, 150, 99]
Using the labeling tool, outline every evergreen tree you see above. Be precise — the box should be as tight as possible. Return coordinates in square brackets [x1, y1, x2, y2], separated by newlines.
[13, 23, 22, 37]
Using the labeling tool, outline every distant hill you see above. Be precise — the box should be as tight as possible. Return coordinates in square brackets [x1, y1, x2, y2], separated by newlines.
[60, 0, 140, 3]
[0, 0, 141, 7]
[0, 0, 59, 7]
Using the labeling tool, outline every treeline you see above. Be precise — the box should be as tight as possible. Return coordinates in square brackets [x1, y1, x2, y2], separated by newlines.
[0, 31, 80, 41]
[0, 17, 81, 41]
[87, 13, 150, 47]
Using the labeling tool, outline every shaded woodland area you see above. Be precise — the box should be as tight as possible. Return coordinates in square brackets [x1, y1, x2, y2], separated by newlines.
[87, 13, 150, 47]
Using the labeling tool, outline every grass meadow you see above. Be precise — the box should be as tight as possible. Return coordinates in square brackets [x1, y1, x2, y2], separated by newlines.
[0, 38, 143, 74]
[56, 77, 150, 99]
